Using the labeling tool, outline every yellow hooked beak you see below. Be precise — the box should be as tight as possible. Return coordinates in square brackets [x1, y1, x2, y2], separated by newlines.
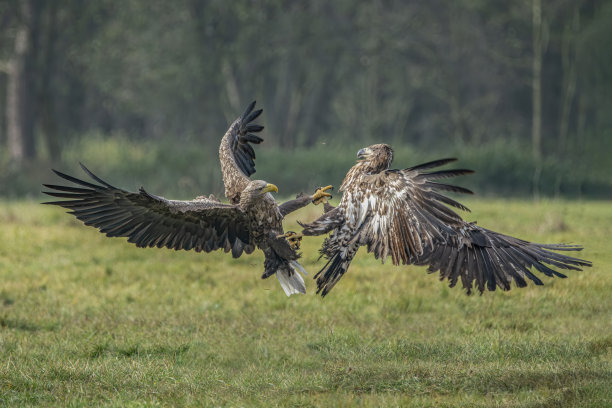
[262, 183, 279, 194]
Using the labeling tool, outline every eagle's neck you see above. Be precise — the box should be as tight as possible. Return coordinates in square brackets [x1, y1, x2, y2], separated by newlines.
[239, 190, 271, 210]
[240, 193, 282, 238]
[340, 160, 389, 191]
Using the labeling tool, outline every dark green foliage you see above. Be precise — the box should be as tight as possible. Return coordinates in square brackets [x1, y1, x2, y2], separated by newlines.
[1, 1, 611, 197]
[5, 136, 610, 199]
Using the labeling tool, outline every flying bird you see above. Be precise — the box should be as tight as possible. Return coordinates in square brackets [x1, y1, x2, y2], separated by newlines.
[43, 101, 332, 296]
[300, 144, 592, 296]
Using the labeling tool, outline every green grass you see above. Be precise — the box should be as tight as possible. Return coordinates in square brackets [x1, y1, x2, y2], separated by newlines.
[0, 199, 610, 407]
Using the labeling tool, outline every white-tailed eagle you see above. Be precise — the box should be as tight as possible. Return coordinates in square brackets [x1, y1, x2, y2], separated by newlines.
[300, 144, 592, 296]
[43, 101, 332, 296]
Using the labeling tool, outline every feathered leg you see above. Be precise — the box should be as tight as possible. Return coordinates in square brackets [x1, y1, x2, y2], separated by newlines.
[278, 186, 333, 217]
[300, 207, 344, 236]
[315, 242, 359, 297]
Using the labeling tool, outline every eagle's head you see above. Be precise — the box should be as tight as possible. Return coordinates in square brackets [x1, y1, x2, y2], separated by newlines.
[240, 179, 278, 207]
[357, 144, 394, 173]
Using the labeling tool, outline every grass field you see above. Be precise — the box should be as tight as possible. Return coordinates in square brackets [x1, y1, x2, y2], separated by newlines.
[0, 199, 610, 407]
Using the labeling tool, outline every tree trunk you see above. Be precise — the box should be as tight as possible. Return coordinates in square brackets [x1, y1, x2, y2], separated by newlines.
[6, 0, 38, 164]
[7, 7, 29, 162]
[40, 1, 60, 161]
[531, 0, 542, 200]
[555, 6, 580, 198]
[558, 7, 579, 156]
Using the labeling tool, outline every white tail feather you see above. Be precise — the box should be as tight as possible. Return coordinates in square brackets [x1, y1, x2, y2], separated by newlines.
[276, 261, 307, 296]
[290, 260, 308, 276]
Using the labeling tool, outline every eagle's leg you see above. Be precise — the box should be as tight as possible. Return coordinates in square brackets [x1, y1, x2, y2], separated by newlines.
[277, 231, 303, 250]
[278, 186, 334, 217]
[312, 185, 333, 205]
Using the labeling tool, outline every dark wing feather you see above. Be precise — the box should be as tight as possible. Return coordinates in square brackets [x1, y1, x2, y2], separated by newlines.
[418, 224, 591, 294]
[43, 164, 254, 257]
[219, 101, 265, 203]
[233, 101, 263, 177]
[300, 207, 344, 236]
[372, 166, 591, 293]
[406, 158, 459, 171]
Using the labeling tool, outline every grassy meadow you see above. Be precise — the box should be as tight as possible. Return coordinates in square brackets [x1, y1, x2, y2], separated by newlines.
[0, 199, 610, 407]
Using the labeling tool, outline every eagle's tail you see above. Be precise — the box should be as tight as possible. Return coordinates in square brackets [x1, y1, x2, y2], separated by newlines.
[262, 250, 307, 296]
[276, 261, 307, 296]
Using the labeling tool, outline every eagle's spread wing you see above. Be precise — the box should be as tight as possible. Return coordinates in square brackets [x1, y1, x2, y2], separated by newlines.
[219, 101, 264, 204]
[416, 224, 591, 294]
[43, 164, 254, 257]
[304, 158, 590, 296]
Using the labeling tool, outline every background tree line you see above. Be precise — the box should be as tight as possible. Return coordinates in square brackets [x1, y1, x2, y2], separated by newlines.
[1, 0, 611, 199]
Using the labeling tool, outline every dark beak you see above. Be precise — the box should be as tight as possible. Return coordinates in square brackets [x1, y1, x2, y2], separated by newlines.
[357, 148, 366, 159]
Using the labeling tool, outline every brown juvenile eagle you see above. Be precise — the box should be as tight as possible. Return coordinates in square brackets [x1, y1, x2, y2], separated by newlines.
[301, 143, 592, 296]
[43, 101, 332, 296]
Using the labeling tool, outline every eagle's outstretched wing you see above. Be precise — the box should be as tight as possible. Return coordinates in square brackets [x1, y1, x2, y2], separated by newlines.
[43, 164, 255, 257]
[219, 101, 264, 204]
[415, 224, 591, 295]
[303, 158, 591, 296]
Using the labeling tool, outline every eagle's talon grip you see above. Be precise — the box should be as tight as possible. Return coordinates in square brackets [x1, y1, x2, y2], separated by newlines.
[313, 185, 333, 205]
[277, 231, 303, 250]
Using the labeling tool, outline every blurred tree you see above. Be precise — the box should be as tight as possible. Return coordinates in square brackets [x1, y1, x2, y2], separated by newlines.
[0, 0, 610, 196]
[531, 0, 542, 199]
[5, 0, 39, 163]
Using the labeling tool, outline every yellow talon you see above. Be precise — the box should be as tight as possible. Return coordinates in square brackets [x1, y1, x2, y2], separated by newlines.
[277, 231, 303, 250]
[313, 185, 333, 205]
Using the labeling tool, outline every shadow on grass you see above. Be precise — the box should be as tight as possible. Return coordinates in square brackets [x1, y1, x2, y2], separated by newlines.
[0, 316, 58, 332]
[327, 364, 609, 396]
[87, 342, 191, 359]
